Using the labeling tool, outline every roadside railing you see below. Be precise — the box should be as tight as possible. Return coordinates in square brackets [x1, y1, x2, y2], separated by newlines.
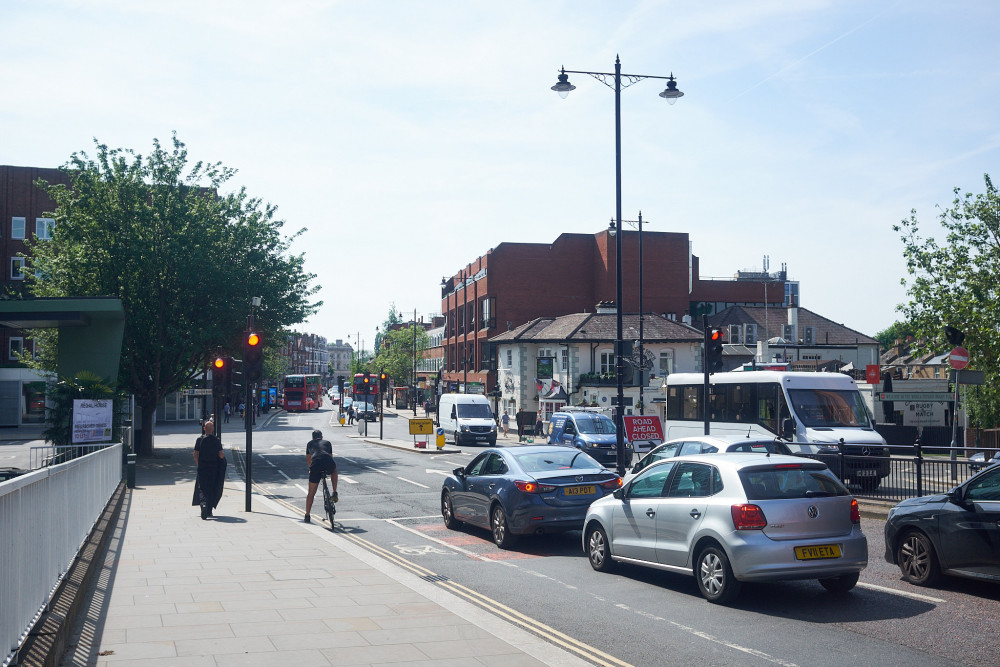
[800, 442, 992, 502]
[1, 443, 122, 667]
[29, 443, 117, 470]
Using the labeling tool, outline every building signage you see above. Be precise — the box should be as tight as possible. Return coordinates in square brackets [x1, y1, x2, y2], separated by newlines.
[865, 364, 880, 385]
[536, 357, 554, 380]
[623, 415, 664, 443]
[72, 399, 113, 444]
[879, 392, 955, 402]
[902, 401, 945, 427]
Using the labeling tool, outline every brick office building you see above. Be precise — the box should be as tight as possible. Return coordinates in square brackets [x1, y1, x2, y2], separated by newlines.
[440, 229, 786, 396]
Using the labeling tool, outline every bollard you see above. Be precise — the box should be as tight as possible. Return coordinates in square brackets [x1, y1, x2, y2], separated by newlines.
[126, 453, 136, 488]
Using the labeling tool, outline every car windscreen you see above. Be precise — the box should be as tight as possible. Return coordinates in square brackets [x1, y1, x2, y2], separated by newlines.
[513, 449, 602, 472]
[739, 465, 848, 500]
[787, 389, 870, 428]
[575, 415, 616, 434]
[457, 403, 493, 419]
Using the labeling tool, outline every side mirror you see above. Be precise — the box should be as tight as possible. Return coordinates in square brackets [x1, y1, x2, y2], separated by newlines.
[613, 487, 625, 500]
[782, 417, 795, 440]
[453, 467, 465, 478]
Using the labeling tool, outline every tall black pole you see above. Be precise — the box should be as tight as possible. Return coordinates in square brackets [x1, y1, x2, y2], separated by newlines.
[245, 309, 254, 512]
[462, 269, 468, 394]
[703, 314, 711, 436]
[614, 56, 626, 478]
[638, 211, 644, 416]
[413, 307, 418, 416]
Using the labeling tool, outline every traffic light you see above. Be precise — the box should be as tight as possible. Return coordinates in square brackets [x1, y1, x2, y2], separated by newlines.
[944, 326, 965, 346]
[706, 328, 724, 374]
[212, 356, 226, 393]
[337, 376, 345, 396]
[362, 371, 371, 394]
[379, 372, 388, 392]
[244, 331, 263, 384]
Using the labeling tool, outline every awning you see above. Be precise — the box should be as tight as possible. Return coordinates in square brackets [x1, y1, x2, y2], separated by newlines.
[542, 386, 569, 401]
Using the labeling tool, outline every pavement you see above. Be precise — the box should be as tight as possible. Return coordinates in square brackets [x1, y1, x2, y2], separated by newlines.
[54, 415, 590, 667]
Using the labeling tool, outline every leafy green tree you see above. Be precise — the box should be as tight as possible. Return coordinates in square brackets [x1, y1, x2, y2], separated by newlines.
[373, 324, 429, 387]
[895, 174, 1000, 427]
[874, 320, 917, 352]
[29, 134, 320, 455]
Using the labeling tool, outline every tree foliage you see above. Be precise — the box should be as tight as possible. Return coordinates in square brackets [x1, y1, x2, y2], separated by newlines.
[29, 134, 320, 454]
[874, 320, 917, 352]
[895, 174, 1000, 427]
[373, 325, 429, 386]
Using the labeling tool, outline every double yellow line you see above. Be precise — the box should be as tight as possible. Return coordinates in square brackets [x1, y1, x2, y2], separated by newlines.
[232, 448, 631, 667]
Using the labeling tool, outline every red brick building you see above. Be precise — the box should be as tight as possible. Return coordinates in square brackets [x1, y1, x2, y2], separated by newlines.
[440, 229, 785, 395]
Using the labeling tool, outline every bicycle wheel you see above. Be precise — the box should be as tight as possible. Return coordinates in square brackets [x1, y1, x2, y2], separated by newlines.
[323, 479, 336, 528]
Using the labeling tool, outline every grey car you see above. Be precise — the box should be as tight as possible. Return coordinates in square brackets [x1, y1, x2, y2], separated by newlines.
[583, 453, 867, 604]
[626, 435, 794, 483]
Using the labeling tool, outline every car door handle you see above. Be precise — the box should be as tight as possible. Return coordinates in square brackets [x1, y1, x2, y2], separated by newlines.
[690, 509, 701, 519]
[489, 483, 496, 489]
[646, 509, 656, 518]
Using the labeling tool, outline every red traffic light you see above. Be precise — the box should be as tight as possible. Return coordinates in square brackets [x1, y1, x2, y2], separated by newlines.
[213, 357, 225, 369]
[247, 332, 261, 347]
[709, 329, 724, 342]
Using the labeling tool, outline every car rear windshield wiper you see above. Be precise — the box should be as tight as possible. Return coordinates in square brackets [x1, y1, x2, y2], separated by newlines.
[802, 490, 835, 497]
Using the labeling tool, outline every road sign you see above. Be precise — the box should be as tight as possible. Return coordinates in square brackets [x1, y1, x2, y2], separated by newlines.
[949, 346, 969, 370]
[879, 392, 955, 402]
[185, 388, 213, 396]
[865, 364, 880, 385]
[408, 418, 434, 435]
[950, 369, 985, 385]
[623, 415, 664, 443]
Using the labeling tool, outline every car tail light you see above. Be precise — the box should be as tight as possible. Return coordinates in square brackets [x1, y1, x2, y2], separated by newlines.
[599, 477, 623, 490]
[774, 464, 802, 469]
[514, 480, 556, 494]
[731, 504, 767, 530]
[850, 498, 861, 525]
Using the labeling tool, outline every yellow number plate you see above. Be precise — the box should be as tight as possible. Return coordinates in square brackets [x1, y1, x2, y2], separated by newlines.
[794, 544, 842, 560]
[564, 485, 596, 496]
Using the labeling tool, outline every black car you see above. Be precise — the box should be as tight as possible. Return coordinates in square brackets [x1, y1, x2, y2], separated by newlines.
[356, 402, 377, 421]
[884, 462, 1000, 586]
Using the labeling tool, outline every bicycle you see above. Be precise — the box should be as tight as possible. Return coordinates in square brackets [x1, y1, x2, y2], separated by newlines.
[320, 473, 337, 529]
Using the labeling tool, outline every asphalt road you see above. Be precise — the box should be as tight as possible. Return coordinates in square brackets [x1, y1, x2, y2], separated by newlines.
[237, 406, 997, 667]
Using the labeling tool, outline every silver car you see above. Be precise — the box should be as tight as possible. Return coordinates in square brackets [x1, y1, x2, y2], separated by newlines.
[583, 453, 867, 604]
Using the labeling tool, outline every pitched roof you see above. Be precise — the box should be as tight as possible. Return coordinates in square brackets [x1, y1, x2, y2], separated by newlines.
[707, 306, 876, 345]
[489, 312, 703, 344]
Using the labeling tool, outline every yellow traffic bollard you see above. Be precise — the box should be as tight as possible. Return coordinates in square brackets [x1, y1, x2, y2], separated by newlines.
[436, 427, 445, 450]
[339, 413, 345, 426]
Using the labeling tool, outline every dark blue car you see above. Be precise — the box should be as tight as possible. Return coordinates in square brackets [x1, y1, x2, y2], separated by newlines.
[884, 462, 1000, 586]
[441, 445, 622, 548]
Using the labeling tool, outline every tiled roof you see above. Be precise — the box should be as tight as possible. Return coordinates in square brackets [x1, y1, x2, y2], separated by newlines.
[708, 306, 876, 345]
[489, 312, 703, 344]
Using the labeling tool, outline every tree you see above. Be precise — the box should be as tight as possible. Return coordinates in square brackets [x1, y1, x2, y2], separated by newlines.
[373, 325, 429, 387]
[374, 304, 402, 352]
[29, 134, 320, 455]
[895, 174, 1000, 427]
[874, 321, 916, 352]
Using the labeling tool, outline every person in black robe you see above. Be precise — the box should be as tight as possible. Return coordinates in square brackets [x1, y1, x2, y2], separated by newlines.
[192, 421, 226, 519]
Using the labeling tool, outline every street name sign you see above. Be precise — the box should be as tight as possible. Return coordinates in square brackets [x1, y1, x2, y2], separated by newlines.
[879, 392, 955, 402]
[185, 388, 213, 396]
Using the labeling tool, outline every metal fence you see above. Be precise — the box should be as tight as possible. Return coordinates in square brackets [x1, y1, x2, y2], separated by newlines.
[802, 443, 993, 502]
[29, 443, 118, 471]
[0, 443, 122, 666]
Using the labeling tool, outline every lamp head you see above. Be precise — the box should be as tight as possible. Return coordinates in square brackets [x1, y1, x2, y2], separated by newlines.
[608, 219, 617, 237]
[551, 67, 576, 99]
[659, 74, 684, 105]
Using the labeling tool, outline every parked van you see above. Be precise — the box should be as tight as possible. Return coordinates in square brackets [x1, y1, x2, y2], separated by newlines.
[438, 393, 497, 446]
[548, 410, 624, 467]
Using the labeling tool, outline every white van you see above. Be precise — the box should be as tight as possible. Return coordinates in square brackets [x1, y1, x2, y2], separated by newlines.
[438, 393, 497, 446]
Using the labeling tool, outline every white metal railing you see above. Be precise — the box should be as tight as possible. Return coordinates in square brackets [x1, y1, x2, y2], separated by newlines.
[29, 444, 117, 471]
[1, 443, 121, 666]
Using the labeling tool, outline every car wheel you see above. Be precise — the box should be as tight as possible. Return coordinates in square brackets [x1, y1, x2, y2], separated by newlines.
[490, 503, 518, 549]
[898, 530, 940, 586]
[586, 524, 615, 572]
[819, 572, 859, 594]
[441, 491, 461, 530]
[695, 545, 741, 604]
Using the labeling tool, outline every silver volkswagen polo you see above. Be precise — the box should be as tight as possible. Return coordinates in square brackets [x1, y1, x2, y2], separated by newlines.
[583, 453, 867, 604]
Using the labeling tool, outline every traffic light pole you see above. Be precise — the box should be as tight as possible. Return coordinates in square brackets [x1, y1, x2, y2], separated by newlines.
[245, 370, 253, 512]
[703, 315, 710, 436]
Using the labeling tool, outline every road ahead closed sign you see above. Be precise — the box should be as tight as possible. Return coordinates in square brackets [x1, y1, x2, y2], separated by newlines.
[623, 415, 664, 444]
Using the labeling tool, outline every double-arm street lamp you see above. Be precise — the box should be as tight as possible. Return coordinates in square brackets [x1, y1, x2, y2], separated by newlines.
[551, 56, 683, 477]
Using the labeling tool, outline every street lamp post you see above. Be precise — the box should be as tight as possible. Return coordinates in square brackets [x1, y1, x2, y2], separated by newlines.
[552, 57, 683, 477]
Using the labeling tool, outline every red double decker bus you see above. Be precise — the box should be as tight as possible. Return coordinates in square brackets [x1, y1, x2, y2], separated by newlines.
[283, 374, 323, 411]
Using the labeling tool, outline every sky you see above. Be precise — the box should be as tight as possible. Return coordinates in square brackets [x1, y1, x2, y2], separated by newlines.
[3, 1, 998, 352]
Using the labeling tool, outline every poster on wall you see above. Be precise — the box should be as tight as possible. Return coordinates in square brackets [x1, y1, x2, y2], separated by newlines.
[72, 399, 113, 443]
[536, 357, 554, 380]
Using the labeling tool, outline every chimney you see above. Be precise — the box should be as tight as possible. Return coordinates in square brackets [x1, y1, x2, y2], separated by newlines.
[787, 293, 798, 342]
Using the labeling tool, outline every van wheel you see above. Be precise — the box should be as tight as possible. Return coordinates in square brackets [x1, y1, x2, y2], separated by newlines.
[453, 430, 460, 446]
[858, 476, 881, 493]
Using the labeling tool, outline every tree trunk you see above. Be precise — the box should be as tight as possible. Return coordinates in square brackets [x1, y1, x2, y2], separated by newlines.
[137, 395, 157, 457]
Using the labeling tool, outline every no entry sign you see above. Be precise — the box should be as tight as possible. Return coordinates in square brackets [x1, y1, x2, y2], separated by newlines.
[623, 415, 664, 443]
[949, 346, 969, 370]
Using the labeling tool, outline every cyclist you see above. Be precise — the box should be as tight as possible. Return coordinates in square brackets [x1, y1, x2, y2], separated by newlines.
[304, 429, 338, 523]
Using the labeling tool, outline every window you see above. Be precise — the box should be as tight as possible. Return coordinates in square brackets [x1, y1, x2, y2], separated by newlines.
[506, 349, 512, 367]
[480, 297, 496, 330]
[35, 218, 54, 240]
[667, 462, 719, 497]
[561, 349, 569, 371]
[600, 351, 615, 374]
[10, 257, 25, 280]
[9, 337, 23, 361]
[659, 350, 674, 377]
[628, 462, 676, 499]
[11, 217, 25, 239]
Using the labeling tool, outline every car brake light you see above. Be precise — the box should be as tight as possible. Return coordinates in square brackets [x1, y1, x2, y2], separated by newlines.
[599, 477, 623, 490]
[514, 480, 556, 494]
[850, 498, 861, 525]
[731, 504, 767, 530]
[774, 464, 802, 469]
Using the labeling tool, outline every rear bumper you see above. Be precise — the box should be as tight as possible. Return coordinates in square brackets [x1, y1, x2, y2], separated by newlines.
[726, 528, 868, 581]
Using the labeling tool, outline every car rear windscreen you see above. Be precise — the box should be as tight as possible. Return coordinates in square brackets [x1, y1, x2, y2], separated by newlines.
[514, 450, 602, 472]
[739, 466, 848, 500]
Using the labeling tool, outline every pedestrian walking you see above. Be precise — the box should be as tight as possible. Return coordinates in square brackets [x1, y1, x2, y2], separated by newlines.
[347, 405, 355, 425]
[238, 401, 245, 418]
[516, 409, 525, 439]
[424, 400, 431, 418]
[223, 402, 231, 423]
[191, 421, 226, 519]
[500, 411, 509, 438]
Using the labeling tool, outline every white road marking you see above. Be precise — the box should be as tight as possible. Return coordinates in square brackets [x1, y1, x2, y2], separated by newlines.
[270, 444, 284, 449]
[425, 469, 451, 476]
[385, 518, 514, 566]
[857, 582, 945, 603]
[277, 470, 291, 480]
[396, 476, 430, 489]
[363, 465, 389, 475]
[294, 483, 307, 493]
[340, 475, 358, 485]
